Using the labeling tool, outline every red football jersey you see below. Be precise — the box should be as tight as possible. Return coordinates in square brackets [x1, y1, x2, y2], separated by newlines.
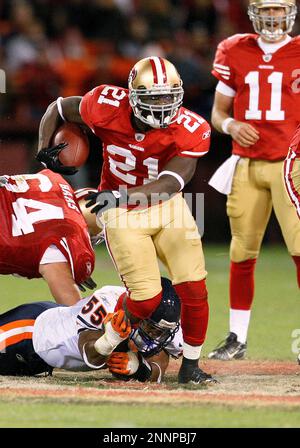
[212, 34, 300, 161]
[0, 169, 95, 282]
[80, 84, 211, 190]
[289, 123, 300, 155]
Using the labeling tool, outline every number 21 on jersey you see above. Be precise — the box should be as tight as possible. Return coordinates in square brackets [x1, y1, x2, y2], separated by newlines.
[245, 71, 285, 121]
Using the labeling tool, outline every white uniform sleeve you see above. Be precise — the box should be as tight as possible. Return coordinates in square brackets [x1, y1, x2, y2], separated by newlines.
[40, 245, 68, 264]
[216, 80, 236, 98]
[76, 286, 126, 333]
[164, 327, 183, 359]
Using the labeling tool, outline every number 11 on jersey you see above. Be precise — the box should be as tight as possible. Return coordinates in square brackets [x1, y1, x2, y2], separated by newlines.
[245, 71, 285, 121]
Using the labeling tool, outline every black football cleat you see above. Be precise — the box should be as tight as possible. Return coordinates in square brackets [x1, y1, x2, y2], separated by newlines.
[208, 332, 247, 361]
[178, 361, 217, 385]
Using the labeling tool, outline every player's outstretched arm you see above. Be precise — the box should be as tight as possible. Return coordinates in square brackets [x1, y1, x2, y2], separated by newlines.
[212, 91, 260, 147]
[78, 310, 131, 369]
[39, 262, 81, 305]
[78, 329, 107, 369]
[37, 96, 84, 153]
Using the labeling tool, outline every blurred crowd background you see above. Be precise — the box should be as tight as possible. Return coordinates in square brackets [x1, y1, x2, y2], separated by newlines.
[1, 0, 300, 242]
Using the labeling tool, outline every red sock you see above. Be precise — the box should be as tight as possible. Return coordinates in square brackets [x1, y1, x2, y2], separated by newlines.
[230, 259, 257, 310]
[114, 290, 162, 320]
[292, 256, 300, 288]
[174, 280, 209, 346]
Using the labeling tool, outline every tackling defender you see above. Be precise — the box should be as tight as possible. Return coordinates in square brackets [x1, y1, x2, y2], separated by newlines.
[0, 278, 184, 383]
[0, 170, 96, 305]
[36, 57, 214, 384]
[208, 0, 300, 360]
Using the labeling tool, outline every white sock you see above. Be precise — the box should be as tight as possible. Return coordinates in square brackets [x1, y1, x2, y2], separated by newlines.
[229, 309, 251, 344]
[183, 342, 202, 360]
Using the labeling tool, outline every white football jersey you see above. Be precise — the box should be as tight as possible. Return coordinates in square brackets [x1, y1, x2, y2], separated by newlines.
[32, 285, 183, 371]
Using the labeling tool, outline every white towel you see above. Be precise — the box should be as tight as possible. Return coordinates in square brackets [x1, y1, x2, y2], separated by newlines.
[208, 154, 241, 195]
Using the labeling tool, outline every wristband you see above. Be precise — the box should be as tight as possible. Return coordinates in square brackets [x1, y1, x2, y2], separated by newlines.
[221, 117, 234, 135]
[150, 361, 162, 383]
[94, 320, 124, 356]
[158, 170, 185, 191]
[82, 343, 106, 370]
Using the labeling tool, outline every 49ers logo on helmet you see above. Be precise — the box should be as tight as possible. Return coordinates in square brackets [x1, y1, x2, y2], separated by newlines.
[128, 68, 137, 85]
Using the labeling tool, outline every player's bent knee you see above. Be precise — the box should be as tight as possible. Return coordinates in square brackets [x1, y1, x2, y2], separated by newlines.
[126, 277, 162, 302]
[230, 236, 261, 263]
[174, 280, 208, 305]
[170, 242, 207, 284]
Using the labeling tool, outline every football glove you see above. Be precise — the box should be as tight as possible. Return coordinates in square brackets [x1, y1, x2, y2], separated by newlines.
[77, 276, 97, 293]
[107, 351, 152, 382]
[36, 143, 78, 175]
[109, 309, 132, 339]
[0, 176, 8, 187]
[85, 189, 128, 217]
[94, 309, 131, 356]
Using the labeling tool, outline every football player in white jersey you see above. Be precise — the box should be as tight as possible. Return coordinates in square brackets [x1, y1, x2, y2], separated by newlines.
[0, 278, 184, 383]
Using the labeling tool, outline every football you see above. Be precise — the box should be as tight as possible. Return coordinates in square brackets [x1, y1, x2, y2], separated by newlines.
[52, 122, 89, 167]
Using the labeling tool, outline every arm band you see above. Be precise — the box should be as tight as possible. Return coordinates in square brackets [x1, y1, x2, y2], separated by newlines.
[82, 342, 106, 370]
[150, 361, 162, 383]
[221, 117, 234, 135]
[158, 170, 185, 191]
[57, 97, 66, 121]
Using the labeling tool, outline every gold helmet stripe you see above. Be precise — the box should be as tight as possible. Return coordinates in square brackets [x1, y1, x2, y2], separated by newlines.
[250, 0, 296, 7]
[150, 57, 167, 85]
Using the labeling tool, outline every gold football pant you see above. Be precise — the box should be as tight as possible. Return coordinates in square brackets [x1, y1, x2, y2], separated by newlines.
[100, 193, 207, 301]
[227, 158, 300, 262]
[284, 151, 300, 219]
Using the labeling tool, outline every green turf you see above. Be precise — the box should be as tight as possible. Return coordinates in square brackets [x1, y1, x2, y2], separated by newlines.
[0, 400, 299, 428]
[203, 245, 300, 360]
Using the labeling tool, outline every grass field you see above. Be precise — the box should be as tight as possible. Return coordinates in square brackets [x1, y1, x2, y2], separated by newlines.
[0, 244, 299, 428]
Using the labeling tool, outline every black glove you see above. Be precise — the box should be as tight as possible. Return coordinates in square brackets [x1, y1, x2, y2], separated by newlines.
[36, 143, 78, 175]
[0, 176, 8, 187]
[85, 189, 128, 217]
[77, 276, 97, 293]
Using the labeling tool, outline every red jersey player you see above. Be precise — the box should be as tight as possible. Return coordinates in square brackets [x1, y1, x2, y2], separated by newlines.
[0, 169, 95, 305]
[208, 0, 300, 360]
[284, 124, 300, 218]
[36, 56, 214, 385]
